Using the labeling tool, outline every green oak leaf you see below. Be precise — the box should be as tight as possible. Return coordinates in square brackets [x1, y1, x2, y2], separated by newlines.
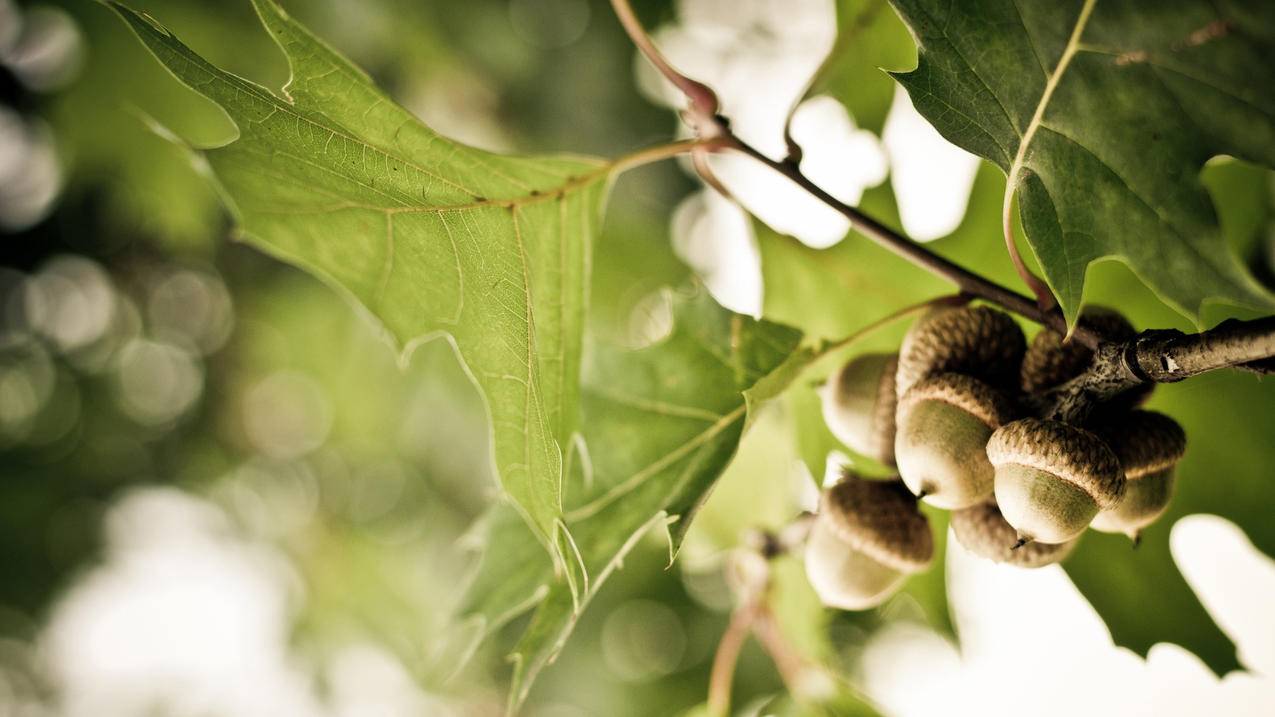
[889, 0, 1275, 325]
[110, 0, 613, 565]
[461, 289, 806, 709]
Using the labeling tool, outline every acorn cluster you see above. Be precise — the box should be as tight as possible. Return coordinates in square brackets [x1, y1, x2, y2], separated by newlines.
[806, 305, 1187, 610]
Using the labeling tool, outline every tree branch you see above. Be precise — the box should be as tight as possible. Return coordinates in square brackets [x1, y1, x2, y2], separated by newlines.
[722, 137, 1102, 348]
[606, 0, 1275, 381]
[1045, 316, 1275, 422]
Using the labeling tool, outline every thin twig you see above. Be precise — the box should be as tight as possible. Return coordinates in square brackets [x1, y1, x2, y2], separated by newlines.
[608, 138, 723, 176]
[752, 606, 814, 692]
[722, 136, 1102, 348]
[815, 293, 969, 356]
[608, 0, 721, 135]
[707, 595, 761, 717]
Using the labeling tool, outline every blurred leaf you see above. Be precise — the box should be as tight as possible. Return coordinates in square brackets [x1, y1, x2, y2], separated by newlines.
[110, 0, 614, 560]
[812, 0, 917, 134]
[463, 289, 806, 709]
[889, 0, 1275, 325]
[58, 1, 255, 250]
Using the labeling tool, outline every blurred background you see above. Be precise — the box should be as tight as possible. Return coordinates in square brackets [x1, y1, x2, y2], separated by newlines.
[1, 0, 1273, 715]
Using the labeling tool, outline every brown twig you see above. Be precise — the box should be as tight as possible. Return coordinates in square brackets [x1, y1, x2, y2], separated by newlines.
[722, 136, 1101, 347]
[707, 595, 762, 717]
[606, 0, 1275, 381]
[1044, 316, 1275, 422]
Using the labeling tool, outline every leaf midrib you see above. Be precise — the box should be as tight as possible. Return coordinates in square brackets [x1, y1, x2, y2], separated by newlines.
[1004, 0, 1098, 195]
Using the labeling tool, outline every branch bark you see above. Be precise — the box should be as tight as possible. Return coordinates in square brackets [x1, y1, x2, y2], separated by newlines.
[1045, 316, 1275, 422]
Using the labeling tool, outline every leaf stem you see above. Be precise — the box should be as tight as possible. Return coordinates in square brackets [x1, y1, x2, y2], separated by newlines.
[816, 293, 969, 356]
[607, 138, 722, 176]
[607, 0, 721, 134]
[1001, 0, 1097, 311]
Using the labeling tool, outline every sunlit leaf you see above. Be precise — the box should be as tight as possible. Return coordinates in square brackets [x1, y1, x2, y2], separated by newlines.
[462, 289, 806, 708]
[110, 0, 614, 561]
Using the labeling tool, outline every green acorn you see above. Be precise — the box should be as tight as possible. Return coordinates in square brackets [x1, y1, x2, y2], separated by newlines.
[894, 373, 1015, 509]
[820, 353, 899, 465]
[988, 418, 1123, 545]
[1091, 411, 1187, 541]
[896, 305, 1025, 397]
[804, 473, 933, 610]
[951, 501, 1077, 568]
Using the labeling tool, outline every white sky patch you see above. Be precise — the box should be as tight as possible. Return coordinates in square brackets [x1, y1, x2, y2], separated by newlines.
[671, 189, 762, 316]
[638, 0, 889, 252]
[1172, 515, 1275, 675]
[859, 515, 1275, 716]
[882, 90, 981, 242]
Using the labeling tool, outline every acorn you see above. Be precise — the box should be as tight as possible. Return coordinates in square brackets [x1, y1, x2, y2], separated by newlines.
[896, 305, 1025, 396]
[1021, 307, 1134, 392]
[1020, 306, 1152, 406]
[819, 353, 899, 465]
[987, 418, 1123, 544]
[804, 473, 933, 610]
[951, 500, 1077, 568]
[1090, 411, 1187, 541]
[894, 373, 1015, 509]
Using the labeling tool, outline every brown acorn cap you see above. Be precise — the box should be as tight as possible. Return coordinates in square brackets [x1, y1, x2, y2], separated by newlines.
[821, 472, 933, 572]
[896, 306, 1026, 396]
[896, 372, 1016, 430]
[1097, 410, 1186, 480]
[986, 418, 1124, 509]
[1021, 307, 1135, 393]
[951, 501, 1077, 568]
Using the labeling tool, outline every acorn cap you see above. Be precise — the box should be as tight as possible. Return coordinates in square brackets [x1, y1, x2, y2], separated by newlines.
[897, 306, 1025, 395]
[1098, 410, 1187, 479]
[986, 418, 1124, 509]
[1021, 307, 1135, 393]
[897, 372, 1015, 429]
[821, 474, 933, 572]
[951, 501, 1077, 568]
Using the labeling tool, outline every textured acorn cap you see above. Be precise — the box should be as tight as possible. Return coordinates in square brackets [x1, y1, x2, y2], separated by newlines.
[1098, 410, 1186, 479]
[987, 418, 1124, 509]
[821, 353, 898, 464]
[894, 373, 1015, 509]
[897, 306, 1025, 396]
[897, 372, 1015, 429]
[821, 474, 933, 573]
[1021, 307, 1136, 393]
[951, 501, 1077, 568]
